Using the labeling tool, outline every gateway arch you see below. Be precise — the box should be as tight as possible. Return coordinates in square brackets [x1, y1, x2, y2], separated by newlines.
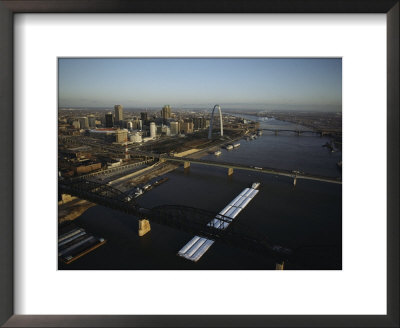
[208, 104, 223, 139]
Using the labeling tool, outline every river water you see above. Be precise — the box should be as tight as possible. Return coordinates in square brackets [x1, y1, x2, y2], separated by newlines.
[59, 116, 342, 270]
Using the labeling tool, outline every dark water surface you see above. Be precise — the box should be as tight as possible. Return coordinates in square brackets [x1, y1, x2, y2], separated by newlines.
[59, 116, 342, 270]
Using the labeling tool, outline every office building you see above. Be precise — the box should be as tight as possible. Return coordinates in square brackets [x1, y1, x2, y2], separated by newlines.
[78, 117, 89, 129]
[115, 129, 128, 143]
[105, 112, 114, 128]
[140, 112, 148, 122]
[114, 105, 123, 126]
[161, 105, 172, 121]
[150, 122, 156, 139]
[161, 125, 171, 136]
[193, 117, 206, 130]
[181, 120, 194, 134]
[88, 115, 96, 128]
[170, 121, 179, 136]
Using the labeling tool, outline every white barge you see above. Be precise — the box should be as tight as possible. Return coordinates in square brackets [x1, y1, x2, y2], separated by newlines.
[177, 182, 261, 262]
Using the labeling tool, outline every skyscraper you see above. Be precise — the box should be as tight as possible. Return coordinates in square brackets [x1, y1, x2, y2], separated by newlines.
[114, 105, 123, 126]
[78, 117, 89, 129]
[105, 112, 114, 128]
[170, 121, 179, 136]
[140, 112, 148, 122]
[150, 122, 156, 139]
[88, 115, 96, 128]
[193, 117, 206, 130]
[161, 105, 171, 121]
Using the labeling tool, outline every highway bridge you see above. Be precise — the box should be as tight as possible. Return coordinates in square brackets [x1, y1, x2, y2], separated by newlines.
[130, 151, 342, 185]
[59, 178, 291, 261]
[261, 128, 342, 136]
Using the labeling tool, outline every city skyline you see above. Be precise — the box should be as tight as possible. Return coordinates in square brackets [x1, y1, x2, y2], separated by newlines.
[58, 58, 342, 111]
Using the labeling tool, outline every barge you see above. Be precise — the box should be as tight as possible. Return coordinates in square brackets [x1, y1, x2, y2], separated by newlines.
[58, 224, 106, 264]
[177, 182, 261, 262]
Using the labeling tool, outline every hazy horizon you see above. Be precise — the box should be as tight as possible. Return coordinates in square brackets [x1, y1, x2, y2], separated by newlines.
[59, 58, 342, 112]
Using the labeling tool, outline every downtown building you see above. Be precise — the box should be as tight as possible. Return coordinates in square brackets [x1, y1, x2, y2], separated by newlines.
[78, 117, 89, 129]
[105, 112, 114, 128]
[88, 115, 96, 128]
[170, 121, 179, 136]
[161, 105, 172, 121]
[150, 122, 157, 139]
[114, 105, 123, 126]
[193, 117, 206, 130]
[181, 120, 194, 134]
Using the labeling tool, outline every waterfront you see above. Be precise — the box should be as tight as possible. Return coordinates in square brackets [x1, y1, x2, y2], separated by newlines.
[59, 116, 342, 270]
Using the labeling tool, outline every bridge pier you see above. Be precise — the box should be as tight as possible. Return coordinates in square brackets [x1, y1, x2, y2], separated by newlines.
[227, 167, 234, 176]
[293, 177, 297, 187]
[276, 261, 285, 270]
[160, 158, 166, 163]
[184, 161, 190, 169]
[138, 219, 151, 236]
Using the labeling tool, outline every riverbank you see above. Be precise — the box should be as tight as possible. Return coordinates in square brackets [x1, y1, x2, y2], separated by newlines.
[58, 198, 95, 223]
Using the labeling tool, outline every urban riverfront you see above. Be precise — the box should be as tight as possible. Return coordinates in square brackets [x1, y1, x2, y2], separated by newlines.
[59, 116, 342, 270]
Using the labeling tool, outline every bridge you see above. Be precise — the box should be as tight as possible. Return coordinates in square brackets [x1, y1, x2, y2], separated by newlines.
[131, 151, 341, 185]
[59, 178, 291, 262]
[261, 128, 342, 136]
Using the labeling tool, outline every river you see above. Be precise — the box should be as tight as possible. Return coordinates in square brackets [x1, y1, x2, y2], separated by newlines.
[59, 115, 342, 270]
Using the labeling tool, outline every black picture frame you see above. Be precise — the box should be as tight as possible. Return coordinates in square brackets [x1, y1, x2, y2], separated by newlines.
[0, 1, 398, 327]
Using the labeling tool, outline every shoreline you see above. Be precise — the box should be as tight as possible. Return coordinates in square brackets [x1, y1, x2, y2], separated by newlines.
[58, 198, 96, 223]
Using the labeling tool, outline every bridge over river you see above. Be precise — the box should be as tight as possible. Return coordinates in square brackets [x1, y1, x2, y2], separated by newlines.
[260, 128, 342, 136]
[59, 178, 292, 262]
[131, 151, 342, 185]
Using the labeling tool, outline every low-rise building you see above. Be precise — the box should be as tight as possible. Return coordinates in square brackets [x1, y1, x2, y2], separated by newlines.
[130, 131, 142, 143]
[74, 162, 102, 175]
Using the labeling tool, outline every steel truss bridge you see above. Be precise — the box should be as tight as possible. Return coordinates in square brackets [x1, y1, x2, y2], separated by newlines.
[59, 178, 291, 261]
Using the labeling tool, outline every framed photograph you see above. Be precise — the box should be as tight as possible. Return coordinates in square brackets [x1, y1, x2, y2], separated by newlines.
[1, 1, 398, 327]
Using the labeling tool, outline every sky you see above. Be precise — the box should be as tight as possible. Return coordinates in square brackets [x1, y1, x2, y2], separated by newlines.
[58, 58, 342, 111]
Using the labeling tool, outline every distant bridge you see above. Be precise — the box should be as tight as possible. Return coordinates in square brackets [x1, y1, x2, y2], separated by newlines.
[59, 178, 290, 261]
[261, 128, 342, 136]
